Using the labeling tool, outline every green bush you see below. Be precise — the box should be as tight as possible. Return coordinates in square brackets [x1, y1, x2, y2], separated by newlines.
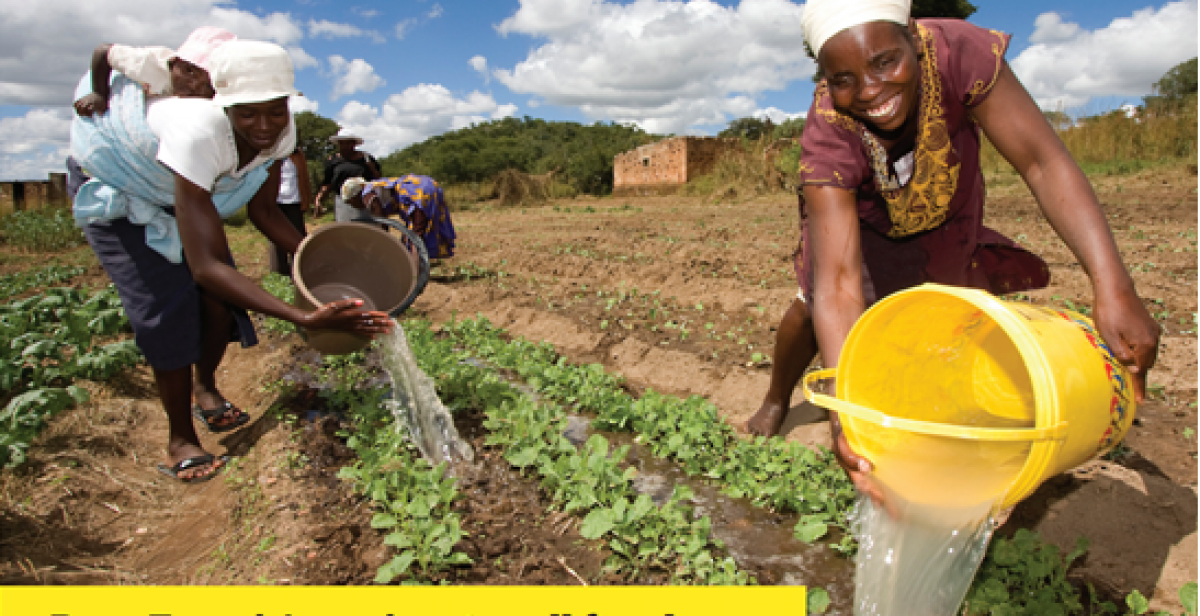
[0, 209, 86, 252]
[379, 116, 659, 195]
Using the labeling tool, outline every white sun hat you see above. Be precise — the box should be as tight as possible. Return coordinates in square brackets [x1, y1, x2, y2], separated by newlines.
[329, 128, 364, 145]
[802, 0, 911, 59]
[209, 40, 300, 107]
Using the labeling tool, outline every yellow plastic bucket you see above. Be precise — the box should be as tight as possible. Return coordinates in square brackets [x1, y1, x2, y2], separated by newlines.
[803, 283, 1136, 510]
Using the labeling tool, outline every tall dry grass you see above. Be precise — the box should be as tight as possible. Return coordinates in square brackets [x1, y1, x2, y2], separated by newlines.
[981, 98, 1198, 176]
[684, 138, 797, 200]
[443, 169, 577, 211]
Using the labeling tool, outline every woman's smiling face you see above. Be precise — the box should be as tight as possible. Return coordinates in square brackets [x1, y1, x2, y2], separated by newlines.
[819, 21, 921, 138]
[227, 97, 291, 152]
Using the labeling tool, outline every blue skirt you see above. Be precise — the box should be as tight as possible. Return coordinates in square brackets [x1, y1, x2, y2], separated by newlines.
[83, 215, 258, 372]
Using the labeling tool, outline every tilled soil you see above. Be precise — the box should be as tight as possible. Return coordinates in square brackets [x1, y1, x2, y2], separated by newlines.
[0, 163, 1195, 610]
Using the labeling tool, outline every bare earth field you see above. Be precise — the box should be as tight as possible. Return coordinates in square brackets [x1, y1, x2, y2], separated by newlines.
[0, 163, 1195, 611]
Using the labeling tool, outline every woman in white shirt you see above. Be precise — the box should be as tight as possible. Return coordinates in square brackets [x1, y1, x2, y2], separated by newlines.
[73, 41, 391, 483]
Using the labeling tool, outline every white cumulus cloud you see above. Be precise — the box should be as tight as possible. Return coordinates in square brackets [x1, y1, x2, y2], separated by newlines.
[469, 55, 489, 83]
[209, 8, 304, 45]
[326, 56, 385, 100]
[334, 85, 518, 155]
[0, 108, 73, 180]
[492, 0, 813, 134]
[0, 0, 309, 106]
[289, 95, 319, 114]
[753, 106, 805, 124]
[0, 108, 71, 156]
[493, 103, 519, 119]
[1028, 12, 1082, 44]
[1011, 0, 1199, 110]
[288, 46, 319, 71]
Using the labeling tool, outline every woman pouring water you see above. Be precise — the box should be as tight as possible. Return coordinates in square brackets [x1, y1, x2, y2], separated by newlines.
[743, 0, 1161, 503]
[72, 40, 391, 483]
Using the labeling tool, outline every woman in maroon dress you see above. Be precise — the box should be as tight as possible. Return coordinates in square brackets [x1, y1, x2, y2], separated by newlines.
[744, 0, 1161, 501]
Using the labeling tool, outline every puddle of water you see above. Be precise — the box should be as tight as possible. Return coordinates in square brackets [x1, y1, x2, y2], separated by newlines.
[593, 420, 854, 594]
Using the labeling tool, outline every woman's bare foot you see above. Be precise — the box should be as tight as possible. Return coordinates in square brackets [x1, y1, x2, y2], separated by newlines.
[745, 401, 788, 437]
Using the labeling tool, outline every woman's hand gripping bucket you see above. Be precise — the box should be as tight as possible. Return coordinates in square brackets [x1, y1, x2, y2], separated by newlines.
[802, 283, 1137, 511]
[292, 219, 430, 355]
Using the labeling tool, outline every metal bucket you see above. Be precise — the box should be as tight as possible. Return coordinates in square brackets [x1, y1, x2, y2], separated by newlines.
[292, 219, 430, 355]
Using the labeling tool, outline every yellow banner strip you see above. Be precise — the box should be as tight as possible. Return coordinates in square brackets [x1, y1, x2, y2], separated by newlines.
[0, 586, 807, 616]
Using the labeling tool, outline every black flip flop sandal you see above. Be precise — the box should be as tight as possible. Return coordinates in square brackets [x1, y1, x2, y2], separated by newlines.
[192, 401, 251, 433]
[157, 454, 229, 484]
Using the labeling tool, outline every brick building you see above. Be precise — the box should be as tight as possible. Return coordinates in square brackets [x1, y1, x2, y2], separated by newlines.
[612, 137, 738, 197]
[0, 173, 68, 215]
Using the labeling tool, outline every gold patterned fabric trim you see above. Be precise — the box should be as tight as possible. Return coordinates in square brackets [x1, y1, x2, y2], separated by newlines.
[861, 23, 960, 238]
[966, 29, 1007, 106]
[813, 82, 859, 132]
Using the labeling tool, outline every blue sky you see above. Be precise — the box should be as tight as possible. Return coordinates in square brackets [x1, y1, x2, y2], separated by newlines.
[0, 0, 1195, 180]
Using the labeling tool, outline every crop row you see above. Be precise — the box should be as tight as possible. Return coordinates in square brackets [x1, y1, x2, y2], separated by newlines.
[330, 321, 748, 584]
[412, 320, 750, 584]
[436, 315, 857, 552]
[336, 388, 472, 583]
[0, 285, 142, 468]
[0, 264, 86, 301]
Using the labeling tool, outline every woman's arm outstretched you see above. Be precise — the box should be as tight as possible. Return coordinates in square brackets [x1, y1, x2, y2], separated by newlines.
[974, 62, 1161, 401]
[173, 172, 391, 334]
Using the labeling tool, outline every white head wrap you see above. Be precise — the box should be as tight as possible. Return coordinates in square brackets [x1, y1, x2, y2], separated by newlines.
[802, 0, 911, 59]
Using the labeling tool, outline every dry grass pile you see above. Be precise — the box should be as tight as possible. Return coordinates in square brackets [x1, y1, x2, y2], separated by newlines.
[491, 169, 550, 206]
[442, 170, 576, 211]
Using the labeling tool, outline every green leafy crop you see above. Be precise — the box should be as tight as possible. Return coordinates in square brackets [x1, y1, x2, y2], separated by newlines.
[439, 316, 856, 553]
[0, 285, 142, 468]
[963, 530, 1087, 615]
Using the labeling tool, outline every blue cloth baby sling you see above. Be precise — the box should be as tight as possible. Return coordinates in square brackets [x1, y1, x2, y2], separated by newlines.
[70, 73, 268, 263]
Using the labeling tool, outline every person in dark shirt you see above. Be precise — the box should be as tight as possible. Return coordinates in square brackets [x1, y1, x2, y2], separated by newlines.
[314, 129, 380, 223]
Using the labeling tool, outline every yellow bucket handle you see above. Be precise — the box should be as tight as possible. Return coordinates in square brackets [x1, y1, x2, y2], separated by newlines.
[802, 369, 1069, 442]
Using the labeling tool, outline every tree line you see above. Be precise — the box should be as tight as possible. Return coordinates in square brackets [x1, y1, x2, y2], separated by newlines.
[292, 112, 659, 196]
